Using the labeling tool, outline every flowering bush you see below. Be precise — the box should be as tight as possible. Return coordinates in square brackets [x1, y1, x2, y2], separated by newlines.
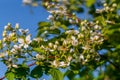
[0, 0, 120, 80]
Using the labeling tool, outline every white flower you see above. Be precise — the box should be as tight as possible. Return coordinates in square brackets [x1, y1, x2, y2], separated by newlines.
[72, 40, 78, 46]
[0, 52, 8, 58]
[91, 35, 99, 41]
[49, 49, 54, 52]
[36, 54, 45, 60]
[69, 19, 73, 23]
[11, 48, 16, 53]
[47, 15, 53, 20]
[19, 29, 29, 34]
[63, 40, 67, 45]
[82, 45, 90, 50]
[3, 38, 7, 42]
[18, 35, 32, 48]
[59, 61, 66, 67]
[2, 30, 7, 37]
[67, 56, 72, 61]
[12, 64, 18, 68]
[0, 40, 2, 44]
[74, 30, 79, 34]
[14, 45, 21, 50]
[0, 53, 5, 58]
[9, 32, 15, 37]
[71, 36, 76, 40]
[94, 35, 99, 40]
[23, 0, 33, 4]
[51, 60, 59, 68]
[79, 54, 84, 60]
[94, 25, 101, 29]
[96, 9, 104, 13]
[70, 48, 74, 53]
[4, 26, 8, 30]
[53, 45, 57, 49]
[78, 33, 84, 38]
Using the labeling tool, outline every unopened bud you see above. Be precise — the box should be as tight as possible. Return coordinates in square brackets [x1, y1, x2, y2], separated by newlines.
[3, 38, 7, 42]
[105, 6, 110, 11]
[103, 3, 107, 7]
[53, 45, 57, 49]
[112, 3, 117, 8]
[0, 40, 2, 44]
[3, 31, 7, 37]
[48, 43, 53, 48]
[15, 23, 19, 29]
[110, 8, 115, 12]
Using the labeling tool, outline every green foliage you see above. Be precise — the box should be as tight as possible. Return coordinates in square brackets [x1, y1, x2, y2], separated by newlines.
[5, 64, 29, 80]
[33, 47, 45, 53]
[5, 72, 15, 80]
[86, 0, 95, 7]
[49, 68, 63, 80]
[15, 64, 29, 79]
[30, 66, 43, 78]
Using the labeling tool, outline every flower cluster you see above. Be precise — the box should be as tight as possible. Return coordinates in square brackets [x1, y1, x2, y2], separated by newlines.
[96, 3, 117, 13]
[44, 1, 80, 24]
[0, 23, 32, 68]
[32, 20, 104, 68]
[27, 1, 105, 68]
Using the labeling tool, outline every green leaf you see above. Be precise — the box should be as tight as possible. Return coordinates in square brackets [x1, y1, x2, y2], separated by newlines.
[49, 68, 63, 80]
[38, 22, 51, 29]
[30, 66, 43, 78]
[86, 0, 95, 7]
[65, 70, 75, 80]
[33, 48, 45, 53]
[48, 28, 61, 34]
[15, 64, 29, 78]
[61, 25, 67, 30]
[5, 72, 15, 80]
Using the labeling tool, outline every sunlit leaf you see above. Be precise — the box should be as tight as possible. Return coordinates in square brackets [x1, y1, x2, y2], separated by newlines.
[5, 72, 15, 80]
[49, 68, 63, 80]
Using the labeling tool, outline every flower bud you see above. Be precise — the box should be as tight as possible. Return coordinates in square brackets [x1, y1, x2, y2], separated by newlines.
[112, 3, 117, 8]
[55, 41, 59, 45]
[12, 64, 18, 68]
[53, 45, 57, 49]
[36, 54, 41, 59]
[103, 3, 107, 7]
[3, 38, 7, 42]
[110, 8, 115, 12]
[15, 23, 19, 29]
[44, 2, 49, 6]
[105, 6, 110, 11]
[96, 20, 99, 24]
[78, 33, 84, 38]
[48, 42, 53, 48]
[0, 40, 2, 44]
[2, 30, 7, 37]
[9, 32, 15, 37]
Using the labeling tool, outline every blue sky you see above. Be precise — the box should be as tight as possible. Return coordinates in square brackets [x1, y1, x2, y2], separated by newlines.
[0, 0, 49, 37]
[0, 0, 49, 79]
